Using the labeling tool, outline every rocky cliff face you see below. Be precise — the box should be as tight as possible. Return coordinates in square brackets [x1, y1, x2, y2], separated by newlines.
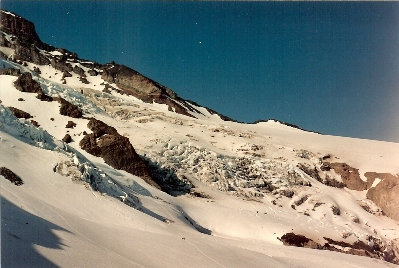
[101, 63, 202, 118]
[0, 9, 217, 119]
[0, 10, 41, 46]
[0, 9, 75, 65]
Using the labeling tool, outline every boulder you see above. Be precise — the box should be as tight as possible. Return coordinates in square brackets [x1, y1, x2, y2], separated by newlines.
[280, 233, 321, 249]
[79, 76, 89, 84]
[62, 134, 72, 143]
[62, 71, 72, 78]
[65, 121, 76, 128]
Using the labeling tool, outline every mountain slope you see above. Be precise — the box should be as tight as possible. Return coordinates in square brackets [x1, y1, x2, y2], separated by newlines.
[1, 9, 399, 267]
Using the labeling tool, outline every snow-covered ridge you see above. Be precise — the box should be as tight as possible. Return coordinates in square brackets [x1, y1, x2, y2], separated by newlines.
[1, 9, 18, 18]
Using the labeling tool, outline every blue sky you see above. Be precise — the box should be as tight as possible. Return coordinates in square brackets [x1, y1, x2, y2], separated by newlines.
[2, 1, 399, 142]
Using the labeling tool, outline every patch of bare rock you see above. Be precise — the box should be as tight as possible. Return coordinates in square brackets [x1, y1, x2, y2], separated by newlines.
[65, 121, 76, 128]
[30, 120, 39, 127]
[0, 167, 23, 186]
[12, 72, 83, 119]
[366, 172, 399, 222]
[13, 71, 53, 102]
[55, 97, 83, 118]
[8, 106, 32, 119]
[13, 72, 42, 93]
[297, 163, 344, 188]
[280, 232, 399, 265]
[0, 67, 21, 76]
[320, 157, 399, 222]
[36, 92, 53, 102]
[327, 162, 367, 191]
[79, 118, 160, 189]
[62, 134, 72, 143]
[101, 63, 200, 118]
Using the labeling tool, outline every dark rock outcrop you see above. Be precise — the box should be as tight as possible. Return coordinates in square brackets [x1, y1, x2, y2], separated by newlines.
[323, 236, 398, 264]
[8, 106, 32, 119]
[13, 72, 42, 93]
[30, 120, 40, 127]
[79, 118, 159, 189]
[14, 43, 50, 65]
[280, 232, 398, 264]
[298, 163, 323, 183]
[87, 118, 117, 137]
[56, 98, 83, 118]
[0, 167, 23, 186]
[79, 76, 89, 84]
[0, 10, 41, 45]
[365, 172, 397, 189]
[280, 233, 321, 249]
[80, 134, 101, 156]
[328, 163, 367, 191]
[97, 135, 153, 180]
[0, 67, 21, 76]
[62, 134, 72, 143]
[33, 66, 41, 74]
[300, 161, 357, 189]
[73, 65, 85, 76]
[36, 92, 53, 102]
[51, 58, 73, 73]
[62, 71, 72, 78]
[65, 121, 76, 128]
[88, 69, 98, 76]
[101, 63, 201, 118]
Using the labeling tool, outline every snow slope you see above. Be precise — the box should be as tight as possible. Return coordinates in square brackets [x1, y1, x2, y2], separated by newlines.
[1, 13, 399, 266]
[1, 60, 399, 267]
[1, 123, 396, 268]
